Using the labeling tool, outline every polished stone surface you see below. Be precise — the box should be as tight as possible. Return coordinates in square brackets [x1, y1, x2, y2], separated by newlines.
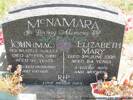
[0, 45, 94, 100]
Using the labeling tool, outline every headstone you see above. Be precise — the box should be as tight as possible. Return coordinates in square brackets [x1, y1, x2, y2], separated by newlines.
[2, 0, 125, 85]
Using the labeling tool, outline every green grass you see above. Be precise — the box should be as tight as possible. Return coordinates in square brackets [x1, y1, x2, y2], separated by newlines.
[99, 0, 133, 14]
[0, 0, 19, 18]
[0, 0, 7, 18]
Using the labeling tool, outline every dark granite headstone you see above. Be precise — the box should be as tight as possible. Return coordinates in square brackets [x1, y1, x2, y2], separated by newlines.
[2, 3, 125, 85]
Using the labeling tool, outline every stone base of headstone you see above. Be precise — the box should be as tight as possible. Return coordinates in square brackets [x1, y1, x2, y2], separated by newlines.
[24, 85, 94, 100]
